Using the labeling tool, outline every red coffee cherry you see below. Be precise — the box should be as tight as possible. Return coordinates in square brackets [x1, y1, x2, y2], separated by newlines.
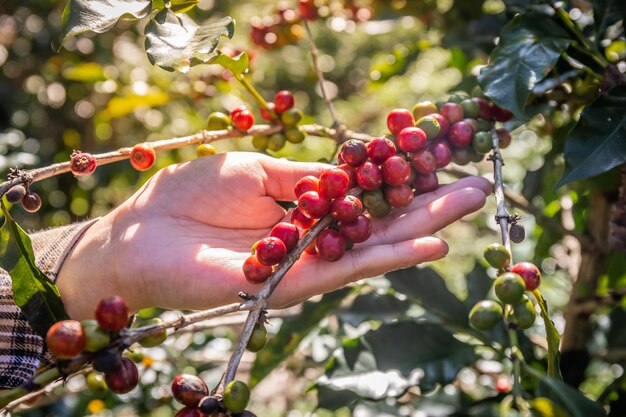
[104, 357, 139, 394]
[440, 102, 464, 123]
[274, 90, 295, 114]
[384, 184, 414, 208]
[294, 175, 319, 198]
[298, 0, 318, 20]
[130, 143, 156, 171]
[340, 215, 372, 243]
[5, 185, 26, 204]
[175, 408, 205, 417]
[319, 168, 350, 199]
[495, 377, 511, 394]
[270, 222, 299, 252]
[492, 105, 514, 122]
[430, 141, 452, 168]
[366, 137, 396, 164]
[386, 109, 414, 136]
[22, 192, 42, 212]
[290, 208, 316, 229]
[496, 128, 512, 149]
[472, 97, 493, 120]
[339, 139, 368, 167]
[298, 191, 330, 219]
[231, 110, 255, 131]
[315, 229, 347, 262]
[431, 113, 449, 137]
[331, 195, 363, 222]
[413, 172, 439, 194]
[229, 105, 248, 120]
[356, 162, 383, 191]
[46, 320, 86, 359]
[171, 374, 209, 407]
[449, 121, 475, 148]
[397, 127, 427, 153]
[381, 156, 411, 186]
[243, 256, 273, 283]
[255, 237, 287, 266]
[411, 150, 437, 175]
[70, 151, 97, 176]
[95, 296, 129, 332]
[260, 102, 277, 121]
[304, 239, 318, 255]
[338, 164, 357, 189]
[510, 262, 542, 291]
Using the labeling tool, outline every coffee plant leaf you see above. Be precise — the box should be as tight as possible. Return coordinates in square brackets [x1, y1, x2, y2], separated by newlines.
[478, 12, 573, 118]
[60, 0, 151, 45]
[536, 376, 606, 417]
[556, 86, 626, 188]
[144, 8, 234, 72]
[0, 204, 69, 338]
[209, 51, 250, 76]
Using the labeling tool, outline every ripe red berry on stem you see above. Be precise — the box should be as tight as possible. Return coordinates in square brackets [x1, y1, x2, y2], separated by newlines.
[130, 143, 156, 171]
[339, 139, 368, 167]
[95, 296, 129, 332]
[473, 97, 493, 120]
[367, 137, 396, 164]
[319, 168, 350, 199]
[104, 357, 139, 394]
[255, 237, 287, 266]
[274, 90, 295, 114]
[338, 164, 357, 189]
[496, 128, 512, 149]
[271, 222, 299, 252]
[229, 105, 248, 120]
[231, 110, 255, 131]
[449, 121, 475, 147]
[315, 229, 347, 262]
[356, 162, 383, 191]
[510, 262, 542, 291]
[331, 195, 363, 222]
[46, 320, 86, 359]
[298, 191, 331, 219]
[381, 156, 411, 186]
[386, 109, 414, 136]
[243, 255, 273, 283]
[397, 127, 427, 153]
[413, 172, 439, 194]
[171, 374, 209, 407]
[440, 102, 464, 124]
[294, 175, 319, 198]
[384, 184, 414, 208]
[22, 192, 42, 212]
[260, 102, 277, 121]
[430, 141, 453, 168]
[70, 151, 97, 176]
[411, 150, 437, 174]
[340, 215, 372, 243]
[291, 208, 315, 229]
[492, 105, 514, 122]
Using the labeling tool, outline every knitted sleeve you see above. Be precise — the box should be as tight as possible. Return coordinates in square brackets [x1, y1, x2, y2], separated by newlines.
[0, 219, 98, 389]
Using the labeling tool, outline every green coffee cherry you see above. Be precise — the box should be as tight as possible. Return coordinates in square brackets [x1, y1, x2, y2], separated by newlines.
[252, 135, 269, 151]
[285, 127, 305, 143]
[472, 131, 493, 154]
[280, 108, 303, 127]
[246, 323, 268, 353]
[86, 371, 108, 395]
[267, 133, 287, 151]
[81, 320, 111, 352]
[483, 243, 511, 269]
[135, 318, 168, 348]
[415, 115, 441, 141]
[507, 295, 536, 329]
[460, 99, 480, 118]
[363, 190, 391, 218]
[223, 380, 250, 414]
[494, 272, 526, 305]
[207, 112, 231, 130]
[469, 300, 503, 330]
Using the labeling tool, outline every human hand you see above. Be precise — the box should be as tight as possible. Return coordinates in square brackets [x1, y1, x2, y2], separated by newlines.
[56, 152, 491, 319]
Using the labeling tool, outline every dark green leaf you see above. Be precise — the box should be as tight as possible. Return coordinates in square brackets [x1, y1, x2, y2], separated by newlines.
[386, 267, 468, 326]
[209, 51, 249, 76]
[249, 288, 351, 387]
[338, 292, 410, 326]
[556, 87, 626, 188]
[60, 0, 151, 45]
[532, 290, 562, 379]
[478, 12, 573, 117]
[0, 204, 68, 338]
[144, 9, 234, 72]
[536, 375, 606, 417]
[593, 0, 625, 35]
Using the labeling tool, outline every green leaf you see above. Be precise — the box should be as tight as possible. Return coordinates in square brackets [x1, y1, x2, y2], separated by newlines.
[208, 51, 249, 76]
[593, 0, 625, 34]
[60, 0, 151, 45]
[144, 9, 234, 72]
[478, 12, 573, 117]
[249, 288, 351, 387]
[555, 87, 626, 188]
[0, 204, 68, 338]
[338, 292, 410, 326]
[532, 289, 562, 380]
[535, 375, 606, 417]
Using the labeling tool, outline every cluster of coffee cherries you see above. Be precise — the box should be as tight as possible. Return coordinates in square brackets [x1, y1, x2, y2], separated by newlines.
[251, 90, 305, 152]
[469, 244, 542, 331]
[207, 105, 256, 134]
[45, 296, 167, 394]
[4, 183, 42, 212]
[168, 322, 267, 416]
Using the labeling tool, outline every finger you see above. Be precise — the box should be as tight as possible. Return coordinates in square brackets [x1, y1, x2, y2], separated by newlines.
[258, 154, 331, 201]
[366, 187, 487, 245]
[270, 237, 448, 308]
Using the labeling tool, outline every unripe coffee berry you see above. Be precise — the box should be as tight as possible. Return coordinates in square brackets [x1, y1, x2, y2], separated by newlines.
[171, 374, 209, 407]
[386, 109, 414, 136]
[397, 127, 427, 153]
[46, 320, 86, 359]
[231, 110, 255, 131]
[285, 127, 305, 143]
[104, 357, 139, 394]
[331, 195, 363, 222]
[431, 113, 449, 137]
[207, 111, 232, 130]
[70, 151, 97, 176]
[507, 295, 536, 329]
[510, 262, 542, 291]
[356, 162, 383, 191]
[340, 215, 372, 243]
[363, 189, 391, 218]
[294, 176, 319, 199]
[5, 185, 26, 204]
[339, 139, 368, 167]
[246, 323, 268, 352]
[223, 380, 251, 414]
[366, 137, 396, 164]
[415, 115, 441, 141]
[494, 272, 526, 305]
[130, 143, 156, 171]
[95, 296, 129, 332]
[270, 222, 299, 252]
[472, 131, 492, 154]
[255, 237, 287, 266]
[412, 100, 438, 120]
[81, 319, 111, 352]
[135, 318, 168, 347]
[196, 144, 217, 157]
[298, 191, 330, 219]
[469, 300, 503, 331]
[243, 255, 273, 283]
[281, 108, 303, 126]
[315, 229, 346, 262]
[274, 90, 295, 114]
[319, 168, 350, 199]
[483, 243, 511, 269]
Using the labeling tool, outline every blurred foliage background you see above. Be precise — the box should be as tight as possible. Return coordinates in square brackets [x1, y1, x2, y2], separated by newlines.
[1, 0, 625, 416]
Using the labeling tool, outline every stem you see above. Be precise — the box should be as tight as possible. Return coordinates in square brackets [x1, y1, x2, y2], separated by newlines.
[560, 52, 603, 81]
[235, 74, 270, 111]
[302, 20, 340, 126]
[489, 128, 512, 253]
[507, 327, 524, 402]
